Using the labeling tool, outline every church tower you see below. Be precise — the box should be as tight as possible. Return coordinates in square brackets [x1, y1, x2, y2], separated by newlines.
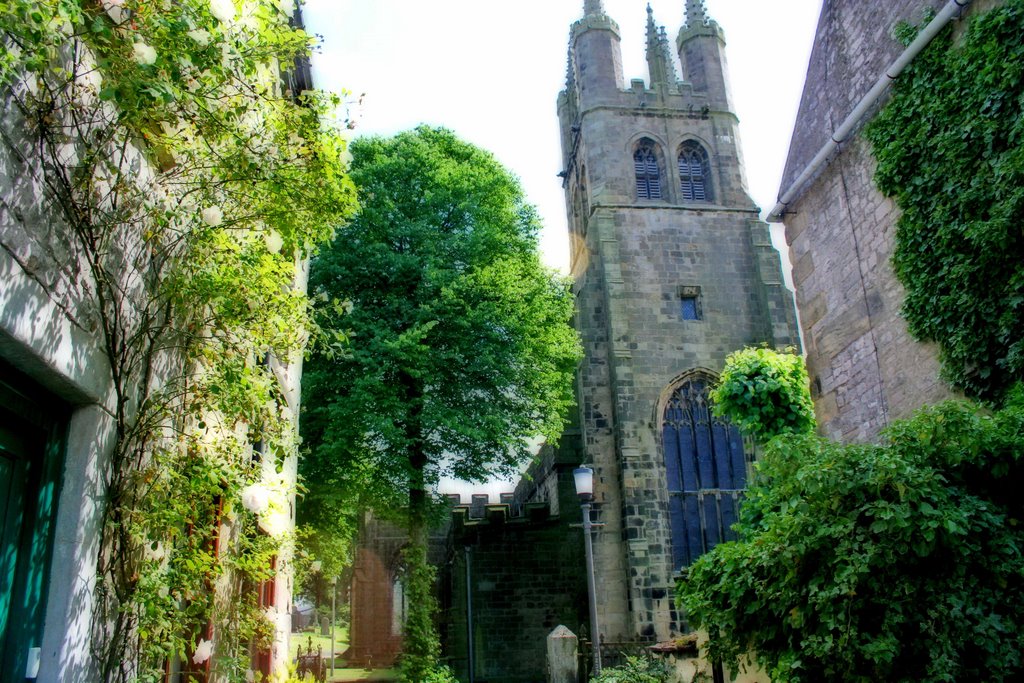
[557, 0, 799, 642]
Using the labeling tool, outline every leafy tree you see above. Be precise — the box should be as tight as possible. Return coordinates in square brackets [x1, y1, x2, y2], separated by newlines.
[866, 0, 1024, 402]
[301, 126, 581, 680]
[710, 347, 815, 443]
[677, 388, 1024, 682]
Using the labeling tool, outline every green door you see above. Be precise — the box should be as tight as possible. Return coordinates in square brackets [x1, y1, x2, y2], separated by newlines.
[0, 441, 23, 629]
[0, 361, 68, 681]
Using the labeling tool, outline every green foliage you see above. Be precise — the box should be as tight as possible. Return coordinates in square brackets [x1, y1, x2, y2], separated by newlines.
[293, 524, 352, 599]
[302, 127, 580, 508]
[397, 543, 445, 683]
[865, 0, 1024, 402]
[418, 665, 459, 683]
[709, 347, 815, 442]
[590, 655, 671, 683]
[302, 125, 580, 682]
[677, 391, 1024, 682]
[0, 0, 358, 679]
[300, 125, 580, 517]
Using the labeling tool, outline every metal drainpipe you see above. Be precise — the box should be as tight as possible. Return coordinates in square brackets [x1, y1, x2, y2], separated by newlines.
[767, 0, 973, 223]
[465, 545, 475, 683]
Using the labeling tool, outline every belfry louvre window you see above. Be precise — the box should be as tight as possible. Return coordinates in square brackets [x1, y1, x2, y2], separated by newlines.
[634, 142, 662, 200]
[678, 142, 712, 202]
[662, 376, 748, 569]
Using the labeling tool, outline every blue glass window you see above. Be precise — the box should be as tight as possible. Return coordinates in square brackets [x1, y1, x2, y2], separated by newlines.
[663, 376, 747, 569]
[681, 296, 700, 321]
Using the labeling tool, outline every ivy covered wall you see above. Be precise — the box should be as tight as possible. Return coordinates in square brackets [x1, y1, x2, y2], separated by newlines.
[866, 0, 1024, 403]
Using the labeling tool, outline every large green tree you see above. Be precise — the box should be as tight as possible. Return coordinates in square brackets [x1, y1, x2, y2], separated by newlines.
[301, 126, 580, 680]
[677, 390, 1024, 682]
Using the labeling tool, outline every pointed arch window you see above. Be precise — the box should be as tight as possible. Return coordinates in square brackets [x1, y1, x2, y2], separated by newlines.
[662, 375, 748, 569]
[634, 140, 663, 200]
[678, 141, 712, 202]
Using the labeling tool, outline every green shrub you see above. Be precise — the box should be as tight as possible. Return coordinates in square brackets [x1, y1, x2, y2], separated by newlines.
[709, 347, 815, 443]
[591, 655, 671, 683]
[420, 665, 458, 683]
[678, 390, 1024, 682]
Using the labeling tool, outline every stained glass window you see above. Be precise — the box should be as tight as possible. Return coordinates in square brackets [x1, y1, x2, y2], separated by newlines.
[662, 375, 747, 569]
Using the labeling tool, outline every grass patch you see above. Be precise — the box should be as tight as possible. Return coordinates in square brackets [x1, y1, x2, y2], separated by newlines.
[289, 627, 349, 661]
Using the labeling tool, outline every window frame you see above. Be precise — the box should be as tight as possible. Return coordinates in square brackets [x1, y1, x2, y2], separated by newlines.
[678, 141, 713, 203]
[661, 374, 749, 570]
[633, 139, 664, 201]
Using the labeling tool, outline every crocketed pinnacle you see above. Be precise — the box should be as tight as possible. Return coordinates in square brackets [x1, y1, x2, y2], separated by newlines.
[685, 0, 709, 27]
[646, 5, 678, 85]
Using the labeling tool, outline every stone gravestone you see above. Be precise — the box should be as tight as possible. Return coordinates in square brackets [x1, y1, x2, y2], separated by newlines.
[320, 616, 330, 636]
[547, 625, 578, 683]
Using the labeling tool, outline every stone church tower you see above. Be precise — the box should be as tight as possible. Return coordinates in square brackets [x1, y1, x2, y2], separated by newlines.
[557, 0, 800, 643]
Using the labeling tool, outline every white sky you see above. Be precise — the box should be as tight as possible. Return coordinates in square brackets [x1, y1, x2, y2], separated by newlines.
[301, 0, 822, 498]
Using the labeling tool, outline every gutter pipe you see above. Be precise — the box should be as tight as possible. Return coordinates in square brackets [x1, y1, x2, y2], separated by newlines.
[767, 0, 973, 223]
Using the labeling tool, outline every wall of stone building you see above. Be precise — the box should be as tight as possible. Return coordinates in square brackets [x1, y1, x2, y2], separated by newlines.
[556, 0, 803, 650]
[563, 106, 798, 644]
[1, 51, 306, 679]
[784, 137, 953, 441]
[574, 200, 797, 642]
[775, 0, 1016, 441]
[445, 490, 586, 683]
[780, 0, 948, 192]
[559, 6, 801, 641]
[0, 84, 127, 682]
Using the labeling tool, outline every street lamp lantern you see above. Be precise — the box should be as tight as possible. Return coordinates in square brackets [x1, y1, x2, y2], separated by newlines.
[574, 465, 601, 675]
[573, 466, 594, 501]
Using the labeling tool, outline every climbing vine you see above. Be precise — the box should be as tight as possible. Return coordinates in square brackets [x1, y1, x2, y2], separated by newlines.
[865, 0, 1024, 403]
[1, 0, 356, 681]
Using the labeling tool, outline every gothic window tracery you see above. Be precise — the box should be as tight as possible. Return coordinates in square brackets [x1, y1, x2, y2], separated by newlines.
[634, 139, 663, 200]
[678, 141, 713, 202]
[662, 374, 747, 569]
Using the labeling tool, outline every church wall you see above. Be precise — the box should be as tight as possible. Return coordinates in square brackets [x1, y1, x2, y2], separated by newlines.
[784, 136, 952, 441]
[444, 472, 586, 683]
[777, 0, 1001, 441]
[577, 202, 787, 641]
[559, 0, 800, 651]
[568, 84, 798, 638]
[780, 0, 948, 192]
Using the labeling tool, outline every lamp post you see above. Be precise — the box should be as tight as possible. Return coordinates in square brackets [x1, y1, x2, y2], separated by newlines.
[573, 466, 602, 676]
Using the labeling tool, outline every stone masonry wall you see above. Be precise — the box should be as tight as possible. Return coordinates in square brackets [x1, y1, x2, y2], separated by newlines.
[778, 0, 1002, 441]
[785, 137, 952, 441]
[559, 4, 800, 644]
[781, 0, 947, 190]
[445, 473, 587, 683]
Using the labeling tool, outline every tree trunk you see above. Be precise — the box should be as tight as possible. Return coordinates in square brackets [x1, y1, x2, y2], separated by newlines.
[398, 372, 441, 682]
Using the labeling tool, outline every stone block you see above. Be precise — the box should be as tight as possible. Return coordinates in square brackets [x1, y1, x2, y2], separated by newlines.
[546, 626, 579, 683]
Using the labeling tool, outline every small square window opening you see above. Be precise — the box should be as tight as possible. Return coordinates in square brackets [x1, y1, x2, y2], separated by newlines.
[681, 296, 700, 321]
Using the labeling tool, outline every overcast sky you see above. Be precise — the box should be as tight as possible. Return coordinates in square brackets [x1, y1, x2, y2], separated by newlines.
[300, 0, 822, 496]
